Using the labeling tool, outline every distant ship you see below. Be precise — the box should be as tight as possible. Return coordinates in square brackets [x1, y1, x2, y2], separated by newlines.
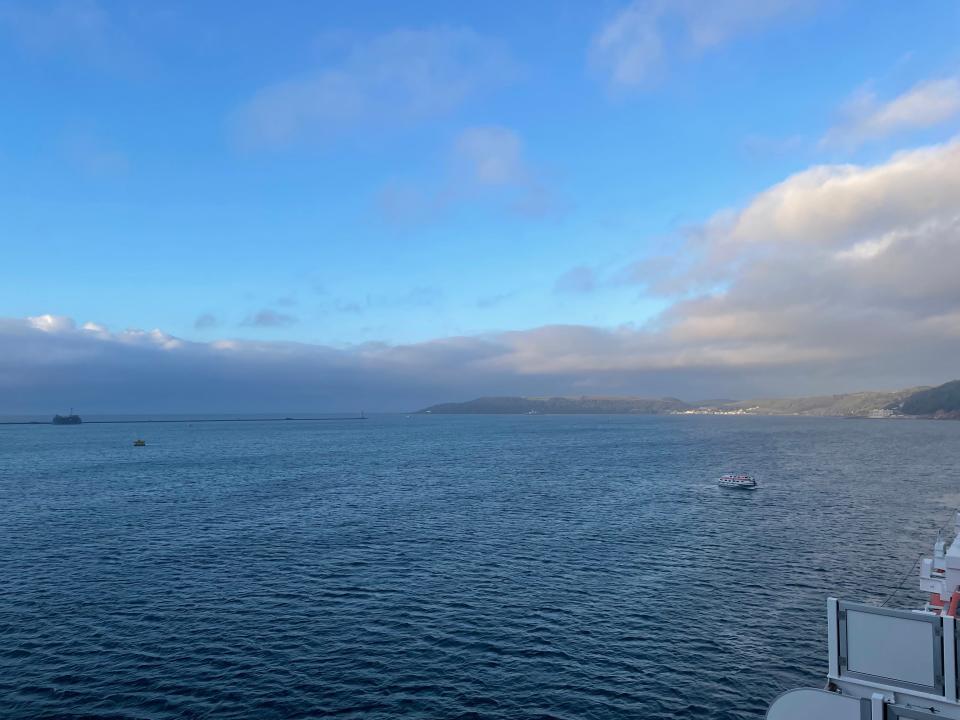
[52, 409, 82, 425]
[767, 512, 960, 720]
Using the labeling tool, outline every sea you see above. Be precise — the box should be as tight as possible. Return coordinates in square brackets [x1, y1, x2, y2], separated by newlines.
[1, 414, 959, 720]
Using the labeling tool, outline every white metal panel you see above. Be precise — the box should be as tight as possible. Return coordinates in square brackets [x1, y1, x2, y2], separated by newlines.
[766, 689, 862, 720]
[846, 609, 936, 687]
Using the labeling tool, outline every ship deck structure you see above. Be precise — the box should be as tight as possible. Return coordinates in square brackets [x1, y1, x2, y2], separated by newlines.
[768, 512, 960, 719]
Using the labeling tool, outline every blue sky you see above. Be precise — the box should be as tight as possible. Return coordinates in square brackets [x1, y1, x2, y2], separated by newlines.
[2, 1, 960, 411]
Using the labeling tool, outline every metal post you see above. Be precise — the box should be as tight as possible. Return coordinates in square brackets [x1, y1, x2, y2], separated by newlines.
[946, 615, 957, 701]
[828, 597, 840, 679]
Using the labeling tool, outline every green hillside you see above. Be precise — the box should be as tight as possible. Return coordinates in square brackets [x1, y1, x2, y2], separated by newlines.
[722, 388, 924, 417]
[900, 381, 960, 417]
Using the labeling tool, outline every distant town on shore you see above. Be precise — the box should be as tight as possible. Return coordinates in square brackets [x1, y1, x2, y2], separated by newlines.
[419, 380, 960, 419]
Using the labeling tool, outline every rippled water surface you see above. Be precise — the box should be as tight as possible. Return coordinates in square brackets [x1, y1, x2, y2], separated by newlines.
[2, 415, 960, 719]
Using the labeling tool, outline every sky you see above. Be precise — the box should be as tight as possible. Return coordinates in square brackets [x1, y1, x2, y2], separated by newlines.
[1, 0, 960, 412]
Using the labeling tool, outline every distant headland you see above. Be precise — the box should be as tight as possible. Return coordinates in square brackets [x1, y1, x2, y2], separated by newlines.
[418, 380, 960, 419]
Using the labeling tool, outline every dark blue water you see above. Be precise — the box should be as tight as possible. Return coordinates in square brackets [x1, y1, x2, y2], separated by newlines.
[2, 415, 959, 719]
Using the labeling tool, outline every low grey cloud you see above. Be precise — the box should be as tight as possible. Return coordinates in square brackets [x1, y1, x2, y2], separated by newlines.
[242, 309, 298, 328]
[327, 286, 444, 316]
[193, 313, 218, 330]
[554, 266, 599, 294]
[233, 27, 514, 149]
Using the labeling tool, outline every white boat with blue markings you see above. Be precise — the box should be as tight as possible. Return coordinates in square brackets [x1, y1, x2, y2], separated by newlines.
[767, 512, 960, 720]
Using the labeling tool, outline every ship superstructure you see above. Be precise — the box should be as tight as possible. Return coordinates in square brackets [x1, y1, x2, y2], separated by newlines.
[768, 512, 960, 720]
[52, 411, 82, 425]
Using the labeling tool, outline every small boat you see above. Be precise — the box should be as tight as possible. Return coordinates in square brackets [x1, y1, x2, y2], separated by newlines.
[133, 439, 146, 447]
[718, 473, 756, 489]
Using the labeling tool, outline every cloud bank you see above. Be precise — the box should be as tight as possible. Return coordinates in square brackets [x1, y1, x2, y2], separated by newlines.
[627, 137, 960, 384]
[4, 139, 960, 412]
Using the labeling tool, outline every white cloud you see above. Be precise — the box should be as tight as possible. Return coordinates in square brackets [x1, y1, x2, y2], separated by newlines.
[590, 2, 664, 89]
[823, 77, 960, 149]
[0, 0, 108, 54]
[453, 127, 528, 187]
[0, 0, 142, 71]
[81, 321, 110, 338]
[116, 328, 184, 350]
[378, 126, 554, 223]
[450, 126, 553, 215]
[233, 27, 513, 149]
[709, 140, 960, 254]
[590, 0, 807, 89]
[27, 314, 75, 333]
[62, 129, 128, 176]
